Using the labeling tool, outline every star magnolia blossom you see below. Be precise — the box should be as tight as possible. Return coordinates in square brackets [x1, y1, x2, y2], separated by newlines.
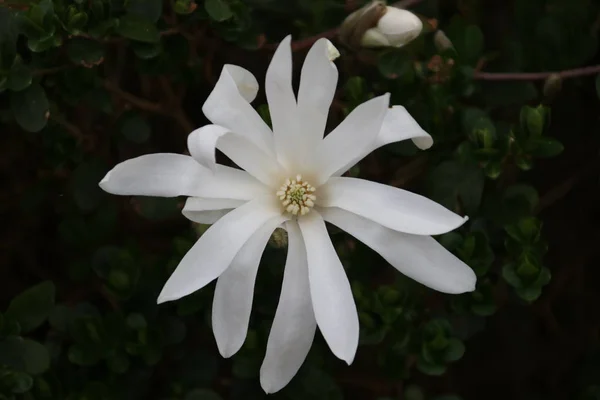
[99, 36, 476, 393]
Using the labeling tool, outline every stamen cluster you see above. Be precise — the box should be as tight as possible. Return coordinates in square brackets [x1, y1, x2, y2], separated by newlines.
[276, 175, 316, 216]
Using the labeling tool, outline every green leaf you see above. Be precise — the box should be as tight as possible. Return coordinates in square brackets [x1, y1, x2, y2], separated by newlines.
[67, 37, 104, 66]
[68, 344, 101, 366]
[463, 25, 484, 63]
[443, 338, 465, 362]
[106, 352, 130, 373]
[416, 358, 447, 376]
[377, 49, 413, 80]
[204, 0, 233, 22]
[427, 161, 484, 215]
[0, 337, 50, 375]
[116, 15, 160, 43]
[175, 0, 198, 15]
[8, 371, 33, 394]
[126, 0, 163, 23]
[502, 263, 523, 289]
[10, 83, 49, 132]
[5, 281, 55, 333]
[505, 217, 542, 243]
[121, 114, 151, 143]
[404, 385, 425, 400]
[7, 62, 33, 92]
[344, 76, 366, 103]
[132, 41, 163, 59]
[66, 12, 88, 33]
[185, 389, 223, 400]
[528, 137, 564, 158]
[520, 105, 545, 137]
[515, 285, 543, 303]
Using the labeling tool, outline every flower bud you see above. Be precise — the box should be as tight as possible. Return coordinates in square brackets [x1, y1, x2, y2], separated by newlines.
[433, 30, 454, 52]
[361, 7, 423, 48]
[339, 1, 423, 49]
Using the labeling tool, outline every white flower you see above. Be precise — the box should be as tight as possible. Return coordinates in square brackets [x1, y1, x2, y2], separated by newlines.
[361, 7, 423, 48]
[99, 36, 476, 394]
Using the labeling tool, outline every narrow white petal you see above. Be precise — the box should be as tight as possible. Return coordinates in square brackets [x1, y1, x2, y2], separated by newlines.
[333, 106, 433, 176]
[218, 133, 282, 187]
[266, 35, 298, 169]
[202, 65, 274, 156]
[182, 197, 246, 224]
[321, 208, 476, 294]
[312, 94, 390, 186]
[297, 39, 339, 151]
[187, 125, 229, 172]
[99, 154, 267, 200]
[212, 215, 288, 358]
[157, 196, 284, 303]
[224, 64, 259, 103]
[187, 124, 283, 187]
[297, 211, 359, 364]
[318, 177, 467, 235]
[260, 221, 316, 394]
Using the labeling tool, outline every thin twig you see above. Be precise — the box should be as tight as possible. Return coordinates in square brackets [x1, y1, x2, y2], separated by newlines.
[474, 64, 600, 81]
[102, 80, 164, 113]
[49, 114, 87, 144]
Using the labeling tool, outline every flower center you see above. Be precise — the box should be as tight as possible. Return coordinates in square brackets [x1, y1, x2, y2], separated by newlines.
[276, 175, 316, 216]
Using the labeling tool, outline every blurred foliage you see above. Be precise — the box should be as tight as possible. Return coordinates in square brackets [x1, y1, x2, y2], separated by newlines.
[1, 0, 599, 399]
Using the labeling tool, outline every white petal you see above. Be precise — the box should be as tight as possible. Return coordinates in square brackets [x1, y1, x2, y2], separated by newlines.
[333, 106, 433, 176]
[379, 106, 432, 150]
[361, 28, 392, 48]
[320, 207, 476, 294]
[311, 94, 390, 186]
[212, 214, 288, 358]
[260, 221, 316, 394]
[296, 39, 339, 153]
[318, 177, 467, 235]
[225, 64, 259, 103]
[157, 196, 284, 303]
[266, 35, 298, 169]
[187, 125, 283, 187]
[297, 211, 358, 364]
[99, 154, 267, 200]
[376, 7, 423, 46]
[182, 197, 245, 224]
[218, 133, 283, 187]
[203, 65, 274, 156]
[187, 125, 229, 172]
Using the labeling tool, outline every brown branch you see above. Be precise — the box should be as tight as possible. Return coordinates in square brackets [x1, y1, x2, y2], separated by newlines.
[103, 79, 194, 133]
[49, 114, 89, 145]
[473, 64, 600, 81]
[102, 80, 164, 114]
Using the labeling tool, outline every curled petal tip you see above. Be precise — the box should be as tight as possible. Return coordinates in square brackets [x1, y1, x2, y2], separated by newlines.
[325, 39, 340, 61]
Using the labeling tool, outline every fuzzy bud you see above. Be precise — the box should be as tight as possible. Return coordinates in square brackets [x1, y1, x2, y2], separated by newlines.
[340, 1, 423, 49]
